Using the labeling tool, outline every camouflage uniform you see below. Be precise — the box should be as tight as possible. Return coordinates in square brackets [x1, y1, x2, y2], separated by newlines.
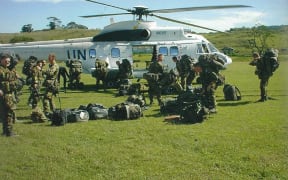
[30, 61, 44, 108]
[43, 55, 59, 113]
[0, 53, 18, 136]
[66, 59, 82, 86]
[178, 55, 196, 91]
[147, 55, 164, 105]
[249, 49, 279, 101]
[197, 55, 224, 112]
[94, 59, 109, 91]
[117, 59, 131, 84]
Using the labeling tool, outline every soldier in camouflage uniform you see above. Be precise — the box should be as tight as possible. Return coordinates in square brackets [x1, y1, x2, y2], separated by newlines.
[194, 54, 224, 113]
[116, 59, 132, 84]
[94, 58, 109, 91]
[30, 60, 45, 108]
[249, 49, 279, 102]
[147, 54, 164, 105]
[66, 59, 83, 88]
[178, 55, 196, 91]
[43, 53, 59, 113]
[0, 53, 18, 136]
[30, 60, 47, 122]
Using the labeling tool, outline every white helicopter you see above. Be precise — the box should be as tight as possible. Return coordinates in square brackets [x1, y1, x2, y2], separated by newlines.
[0, 0, 250, 76]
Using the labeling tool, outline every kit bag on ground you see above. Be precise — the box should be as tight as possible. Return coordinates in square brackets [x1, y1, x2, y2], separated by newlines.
[223, 84, 241, 101]
[108, 102, 142, 120]
[50, 109, 67, 126]
[160, 97, 179, 114]
[118, 84, 130, 96]
[85, 103, 108, 120]
[50, 108, 89, 126]
[126, 95, 146, 108]
[180, 101, 208, 124]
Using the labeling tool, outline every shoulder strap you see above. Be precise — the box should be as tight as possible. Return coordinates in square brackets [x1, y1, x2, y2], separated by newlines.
[234, 86, 241, 100]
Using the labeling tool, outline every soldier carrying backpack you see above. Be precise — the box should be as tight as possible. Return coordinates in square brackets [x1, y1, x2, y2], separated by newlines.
[178, 54, 196, 91]
[66, 59, 84, 89]
[22, 56, 38, 85]
[92, 58, 109, 91]
[249, 48, 279, 102]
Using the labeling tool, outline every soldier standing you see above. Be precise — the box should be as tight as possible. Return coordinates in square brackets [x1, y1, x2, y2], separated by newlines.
[116, 59, 132, 85]
[43, 53, 59, 113]
[94, 58, 109, 91]
[147, 54, 164, 105]
[0, 53, 18, 136]
[30, 60, 45, 109]
[30, 60, 47, 122]
[249, 49, 279, 102]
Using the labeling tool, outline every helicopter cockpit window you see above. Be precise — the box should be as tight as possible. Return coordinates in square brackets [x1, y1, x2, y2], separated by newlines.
[159, 47, 168, 56]
[208, 43, 219, 53]
[197, 44, 209, 54]
[89, 49, 96, 58]
[111, 48, 120, 58]
[170, 46, 179, 56]
[197, 44, 204, 53]
[202, 44, 209, 53]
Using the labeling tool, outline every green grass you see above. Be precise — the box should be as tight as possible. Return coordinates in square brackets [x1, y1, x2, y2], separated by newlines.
[0, 57, 287, 179]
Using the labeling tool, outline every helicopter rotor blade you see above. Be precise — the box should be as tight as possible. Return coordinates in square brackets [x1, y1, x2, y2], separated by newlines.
[149, 5, 251, 13]
[152, 14, 224, 33]
[85, 0, 130, 12]
[80, 12, 132, 18]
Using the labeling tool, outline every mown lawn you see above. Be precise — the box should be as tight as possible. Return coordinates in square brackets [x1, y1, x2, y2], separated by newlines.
[0, 58, 287, 179]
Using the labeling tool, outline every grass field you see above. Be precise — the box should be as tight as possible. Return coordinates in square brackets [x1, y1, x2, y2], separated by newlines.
[0, 57, 287, 179]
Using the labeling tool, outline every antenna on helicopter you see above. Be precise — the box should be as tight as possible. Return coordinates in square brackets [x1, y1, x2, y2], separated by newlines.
[80, 0, 252, 32]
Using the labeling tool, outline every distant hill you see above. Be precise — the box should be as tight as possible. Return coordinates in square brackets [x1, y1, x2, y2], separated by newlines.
[0, 25, 287, 57]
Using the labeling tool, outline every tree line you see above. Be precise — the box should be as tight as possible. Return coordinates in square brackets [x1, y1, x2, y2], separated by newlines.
[21, 17, 88, 33]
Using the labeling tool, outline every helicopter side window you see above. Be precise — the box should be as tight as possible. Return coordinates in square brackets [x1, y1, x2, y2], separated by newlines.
[89, 49, 96, 58]
[170, 46, 179, 56]
[111, 48, 120, 58]
[159, 47, 168, 56]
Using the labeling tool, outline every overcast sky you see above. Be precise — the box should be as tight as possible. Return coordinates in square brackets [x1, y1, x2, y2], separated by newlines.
[1, 0, 288, 33]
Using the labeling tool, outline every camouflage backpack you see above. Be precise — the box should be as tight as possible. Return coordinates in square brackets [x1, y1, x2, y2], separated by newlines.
[179, 54, 195, 74]
[121, 59, 132, 75]
[67, 60, 82, 73]
[22, 56, 37, 76]
[93, 60, 108, 78]
[263, 48, 279, 73]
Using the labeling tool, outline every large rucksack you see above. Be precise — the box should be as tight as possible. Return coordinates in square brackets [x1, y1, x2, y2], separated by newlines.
[263, 48, 279, 73]
[121, 59, 132, 76]
[22, 56, 37, 76]
[66, 60, 82, 73]
[108, 102, 142, 120]
[223, 84, 241, 101]
[179, 54, 195, 73]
